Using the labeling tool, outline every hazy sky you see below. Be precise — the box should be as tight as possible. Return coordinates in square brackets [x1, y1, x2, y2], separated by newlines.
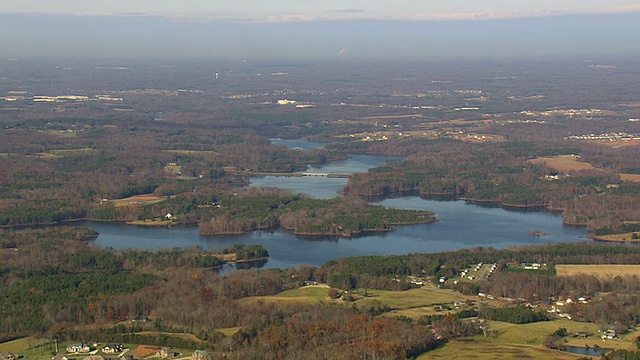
[3, 0, 640, 21]
[1, 1, 639, 60]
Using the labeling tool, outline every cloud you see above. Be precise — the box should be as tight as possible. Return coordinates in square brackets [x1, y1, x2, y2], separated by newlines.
[591, 3, 640, 14]
[4, 2, 640, 24]
[327, 9, 366, 14]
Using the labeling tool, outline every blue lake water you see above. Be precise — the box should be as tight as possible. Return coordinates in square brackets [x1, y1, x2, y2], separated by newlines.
[249, 154, 402, 199]
[86, 139, 589, 269]
[563, 346, 610, 357]
[88, 196, 587, 269]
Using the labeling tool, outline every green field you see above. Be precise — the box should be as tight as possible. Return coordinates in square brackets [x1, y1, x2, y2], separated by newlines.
[421, 319, 635, 359]
[275, 286, 330, 300]
[355, 287, 472, 311]
[422, 338, 582, 360]
[215, 327, 242, 337]
[239, 285, 333, 305]
[0, 338, 52, 358]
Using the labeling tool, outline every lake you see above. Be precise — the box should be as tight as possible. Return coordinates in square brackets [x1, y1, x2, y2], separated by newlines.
[86, 139, 589, 269]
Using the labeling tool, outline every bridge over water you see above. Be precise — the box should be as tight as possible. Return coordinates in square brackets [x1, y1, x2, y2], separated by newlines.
[241, 171, 350, 178]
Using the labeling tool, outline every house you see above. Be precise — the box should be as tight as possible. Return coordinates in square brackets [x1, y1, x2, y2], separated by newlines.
[156, 347, 174, 359]
[52, 354, 69, 360]
[578, 295, 591, 303]
[192, 350, 208, 360]
[602, 329, 617, 340]
[133, 315, 150, 322]
[0, 353, 17, 360]
[102, 344, 124, 354]
[67, 343, 91, 353]
[118, 355, 133, 360]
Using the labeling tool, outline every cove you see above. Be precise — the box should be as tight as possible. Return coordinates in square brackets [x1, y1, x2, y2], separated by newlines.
[254, 139, 403, 199]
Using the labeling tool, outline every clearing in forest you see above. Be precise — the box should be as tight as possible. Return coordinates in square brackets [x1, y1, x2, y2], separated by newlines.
[110, 194, 166, 207]
[527, 155, 599, 173]
[620, 173, 640, 183]
[421, 319, 628, 359]
[555, 264, 640, 278]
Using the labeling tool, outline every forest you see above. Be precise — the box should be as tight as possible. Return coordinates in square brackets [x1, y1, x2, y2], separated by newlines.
[5, 227, 640, 358]
[2, 58, 640, 358]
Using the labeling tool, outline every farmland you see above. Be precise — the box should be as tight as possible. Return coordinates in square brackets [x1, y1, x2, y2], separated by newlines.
[555, 264, 640, 278]
[422, 319, 634, 359]
[527, 155, 600, 173]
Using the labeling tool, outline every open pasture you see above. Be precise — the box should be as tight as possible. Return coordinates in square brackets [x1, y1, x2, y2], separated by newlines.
[110, 194, 166, 207]
[556, 264, 640, 278]
[356, 288, 471, 310]
[527, 155, 598, 173]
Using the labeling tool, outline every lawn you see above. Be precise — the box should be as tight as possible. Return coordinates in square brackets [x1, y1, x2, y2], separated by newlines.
[0, 338, 53, 359]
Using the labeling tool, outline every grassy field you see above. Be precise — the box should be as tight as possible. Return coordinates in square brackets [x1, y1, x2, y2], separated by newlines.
[215, 327, 242, 337]
[589, 232, 640, 242]
[0, 338, 58, 360]
[527, 155, 598, 173]
[422, 339, 583, 360]
[355, 287, 472, 312]
[135, 331, 204, 344]
[111, 194, 166, 207]
[49, 148, 96, 155]
[556, 264, 640, 278]
[0, 338, 49, 354]
[238, 285, 332, 305]
[421, 319, 632, 359]
[127, 219, 174, 227]
[239, 286, 471, 310]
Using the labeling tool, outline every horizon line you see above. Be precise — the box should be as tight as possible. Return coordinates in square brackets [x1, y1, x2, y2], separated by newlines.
[2, 5, 640, 24]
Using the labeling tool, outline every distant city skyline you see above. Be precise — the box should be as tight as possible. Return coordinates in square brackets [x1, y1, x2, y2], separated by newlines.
[2, 0, 640, 22]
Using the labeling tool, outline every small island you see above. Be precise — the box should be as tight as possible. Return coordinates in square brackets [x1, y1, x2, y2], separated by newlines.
[528, 230, 550, 237]
[198, 190, 437, 237]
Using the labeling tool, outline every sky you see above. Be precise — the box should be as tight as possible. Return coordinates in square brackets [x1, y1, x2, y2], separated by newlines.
[1, 1, 639, 60]
[2, 0, 640, 21]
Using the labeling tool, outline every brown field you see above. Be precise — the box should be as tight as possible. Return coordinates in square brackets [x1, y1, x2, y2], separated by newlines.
[556, 264, 640, 278]
[590, 230, 640, 242]
[597, 139, 640, 148]
[110, 194, 166, 207]
[361, 113, 425, 120]
[163, 150, 218, 156]
[129, 345, 162, 358]
[382, 306, 454, 319]
[620, 173, 640, 182]
[135, 331, 204, 344]
[527, 155, 598, 173]
[127, 219, 173, 227]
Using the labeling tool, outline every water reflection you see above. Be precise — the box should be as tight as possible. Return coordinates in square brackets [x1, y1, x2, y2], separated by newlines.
[83, 139, 591, 269]
[87, 197, 588, 269]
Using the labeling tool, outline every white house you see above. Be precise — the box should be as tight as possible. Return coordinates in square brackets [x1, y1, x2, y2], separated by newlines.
[66, 343, 91, 354]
